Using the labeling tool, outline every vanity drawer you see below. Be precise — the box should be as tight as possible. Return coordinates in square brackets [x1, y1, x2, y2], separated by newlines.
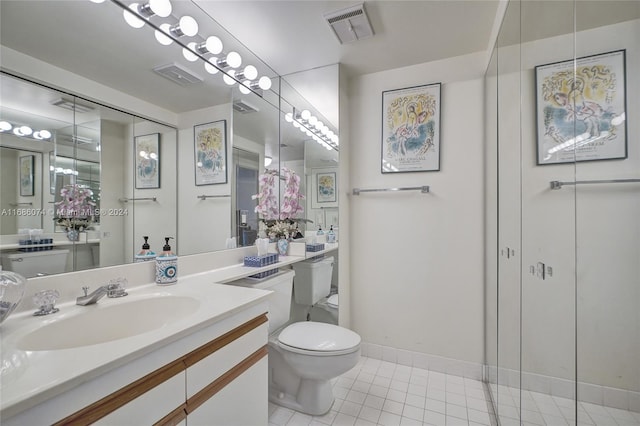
[185, 322, 268, 398]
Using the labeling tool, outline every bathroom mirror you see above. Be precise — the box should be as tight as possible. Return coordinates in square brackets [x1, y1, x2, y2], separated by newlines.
[0, 0, 339, 274]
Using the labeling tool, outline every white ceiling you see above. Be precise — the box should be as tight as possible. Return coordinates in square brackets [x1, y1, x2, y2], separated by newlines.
[192, 1, 500, 77]
[0, 0, 500, 116]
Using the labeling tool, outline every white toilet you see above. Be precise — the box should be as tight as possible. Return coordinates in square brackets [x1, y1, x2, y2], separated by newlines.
[309, 293, 339, 324]
[232, 268, 360, 416]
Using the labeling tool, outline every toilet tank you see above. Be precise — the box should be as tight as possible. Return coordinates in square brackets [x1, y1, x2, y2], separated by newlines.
[1, 249, 70, 278]
[291, 256, 334, 306]
[230, 269, 295, 333]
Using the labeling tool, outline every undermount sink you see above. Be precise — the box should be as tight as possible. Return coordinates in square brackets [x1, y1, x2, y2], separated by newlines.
[17, 296, 200, 351]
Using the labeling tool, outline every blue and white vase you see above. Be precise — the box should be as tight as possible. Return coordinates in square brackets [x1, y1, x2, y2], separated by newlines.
[66, 229, 80, 242]
[277, 238, 289, 256]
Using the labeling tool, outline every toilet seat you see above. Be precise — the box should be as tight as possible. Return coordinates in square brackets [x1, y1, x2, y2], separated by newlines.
[278, 322, 360, 356]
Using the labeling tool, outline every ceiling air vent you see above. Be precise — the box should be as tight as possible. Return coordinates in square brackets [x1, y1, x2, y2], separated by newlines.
[324, 3, 374, 44]
[153, 63, 203, 86]
[232, 99, 259, 114]
[51, 97, 95, 113]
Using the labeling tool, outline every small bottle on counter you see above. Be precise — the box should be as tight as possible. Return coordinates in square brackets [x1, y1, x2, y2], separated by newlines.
[327, 225, 336, 243]
[155, 237, 177, 285]
[135, 236, 156, 262]
[317, 226, 324, 236]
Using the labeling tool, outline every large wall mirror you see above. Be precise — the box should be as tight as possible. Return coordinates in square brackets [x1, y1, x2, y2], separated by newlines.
[0, 0, 339, 279]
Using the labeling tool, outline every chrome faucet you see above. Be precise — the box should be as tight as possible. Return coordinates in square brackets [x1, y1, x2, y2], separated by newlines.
[76, 279, 128, 306]
[76, 285, 109, 306]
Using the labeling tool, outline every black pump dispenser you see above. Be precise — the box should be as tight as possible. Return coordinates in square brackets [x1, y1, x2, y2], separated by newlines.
[142, 236, 150, 250]
[162, 237, 173, 253]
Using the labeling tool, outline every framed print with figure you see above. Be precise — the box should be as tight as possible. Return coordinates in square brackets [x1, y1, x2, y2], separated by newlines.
[381, 83, 441, 173]
[134, 133, 160, 189]
[19, 155, 34, 196]
[535, 49, 627, 165]
[194, 120, 227, 185]
[311, 168, 338, 209]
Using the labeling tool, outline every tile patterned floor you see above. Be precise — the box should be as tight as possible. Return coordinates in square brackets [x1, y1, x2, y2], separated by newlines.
[268, 356, 496, 426]
[490, 384, 640, 426]
[267, 356, 640, 426]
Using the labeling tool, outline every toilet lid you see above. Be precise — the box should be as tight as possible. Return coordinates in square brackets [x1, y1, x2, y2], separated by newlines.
[278, 322, 360, 354]
[327, 294, 339, 308]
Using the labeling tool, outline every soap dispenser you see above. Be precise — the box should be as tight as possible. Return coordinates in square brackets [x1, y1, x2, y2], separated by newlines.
[135, 236, 156, 262]
[316, 225, 324, 235]
[155, 237, 177, 285]
[327, 225, 336, 243]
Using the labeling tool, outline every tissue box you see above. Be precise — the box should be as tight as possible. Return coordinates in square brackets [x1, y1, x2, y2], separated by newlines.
[243, 253, 279, 267]
[306, 243, 325, 252]
[248, 268, 279, 280]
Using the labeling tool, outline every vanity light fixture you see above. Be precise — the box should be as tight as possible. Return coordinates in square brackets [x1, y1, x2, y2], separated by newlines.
[2, 121, 52, 140]
[285, 108, 339, 150]
[216, 51, 242, 70]
[137, 0, 172, 18]
[183, 36, 224, 62]
[154, 15, 198, 45]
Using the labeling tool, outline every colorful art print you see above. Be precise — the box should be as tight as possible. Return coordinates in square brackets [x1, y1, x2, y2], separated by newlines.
[19, 155, 34, 196]
[311, 168, 338, 209]
[194, 120, 227, 185]
[381, 83, 441, 173]
[134, 133, 160, 189]
[535, 50, 627, 165]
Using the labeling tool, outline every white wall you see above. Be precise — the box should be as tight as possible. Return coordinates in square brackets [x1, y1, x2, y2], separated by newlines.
[177, 104, 232, 255]
[347, 52, 486, 365]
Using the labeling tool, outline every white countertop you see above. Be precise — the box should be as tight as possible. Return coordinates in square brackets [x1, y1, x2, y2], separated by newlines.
[0, 271, 271, 418]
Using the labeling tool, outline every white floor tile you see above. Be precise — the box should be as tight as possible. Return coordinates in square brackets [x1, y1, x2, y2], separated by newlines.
[356, 372, 375, 384]
[387, 389, 408, 403]
[358, 406, 382, 424]
[312, 410, 338, 425]
[446, 415, 470, 425]
[400, 416, 423, 426]
[368, 384, 389, 399]
[270, 407, 296, 425]
[407, 383, 428, 397]
[390, 379, 410, 392]
[405, 393, 426, 409]
[425, 398, 447, 414]
[353, 418, 376, 426]
[339, 400, 363, 417]
[446, 403, 468, 420]
[287, 412, 313, 426]
[334, 386, 350, 400]
[467, 408, 491, 425]
[373, 375, 393, 388]
[352, 380, 372, 394]
[363, 394, 385, 410]
[423, 409, 447, 425]
[402, 404, 425, 421]
[332, 412, 357, 426]
[446, 392, 467, 407]
[378, 411, 402, 426]
[382, 399, 405, 416]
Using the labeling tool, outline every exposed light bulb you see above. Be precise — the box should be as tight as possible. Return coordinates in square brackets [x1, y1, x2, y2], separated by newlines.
[155, 23, 173, 45]
[204, 59, 219, 74]
[258, 76, 272, 90]
[149, 152, 158, 160]
[308, 116, 318, 126]
[301, 109, 311, 120]
[0, 121, 12, 131]
[223, 70, 236, 86]
[20, 126, 33, 136]
[139, 150, 148, 158]
[205, 36, 223, 54]
[149, 0, 171, 17]
[292, 121, 300, 128]
[239, 81, 252, 94]
[178, 15, 198, 37]
[242, 65, 258, 80]
[264, 156, 273, 167]
[40, 130, 52, 139]
[226, 51, 242, 68]
[284, 113, 293, 123]
[315, 120, 324, 130]
[89, 0, 106, 3]
[123, 3, 145, 28]
[183, 42, 199, 61]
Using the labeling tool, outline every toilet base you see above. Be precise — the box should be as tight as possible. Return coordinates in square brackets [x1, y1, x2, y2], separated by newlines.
[268, 379, 334, 416]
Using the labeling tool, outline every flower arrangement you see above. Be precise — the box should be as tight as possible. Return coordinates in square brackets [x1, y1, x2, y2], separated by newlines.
[252, 167, 306, 240]
[55, 184, 96, 231]
[259, 219, 299, 240]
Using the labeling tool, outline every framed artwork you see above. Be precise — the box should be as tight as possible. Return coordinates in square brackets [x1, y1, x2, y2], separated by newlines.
[19, 155, 34, 196]
[311, 168, 338, 209]
[535, 49, 627, 165]
[194, 120, 227, 185]
[135, 133, 160, 189]
[381, 82, 441, 173]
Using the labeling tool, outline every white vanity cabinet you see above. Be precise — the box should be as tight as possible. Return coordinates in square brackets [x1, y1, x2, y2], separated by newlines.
[3, 304, 269, 426]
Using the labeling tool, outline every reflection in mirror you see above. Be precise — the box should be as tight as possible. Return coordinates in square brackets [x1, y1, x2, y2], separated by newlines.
[232, 148, 259, 247]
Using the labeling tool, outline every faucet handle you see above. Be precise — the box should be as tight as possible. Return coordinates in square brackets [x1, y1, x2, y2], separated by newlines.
[33, 289, 60, 316]
[107, 277, 128, 298]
